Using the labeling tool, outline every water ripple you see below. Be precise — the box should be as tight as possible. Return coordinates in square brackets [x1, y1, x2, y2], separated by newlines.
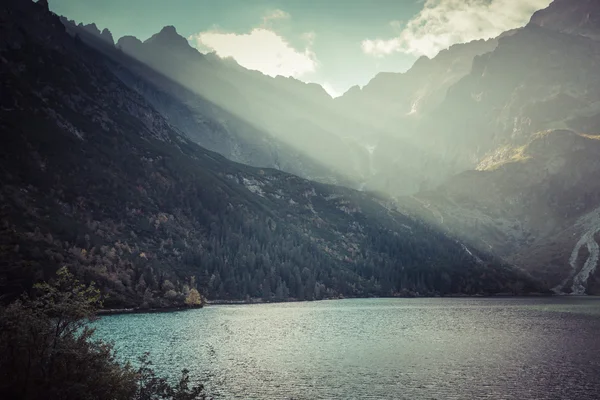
[93, 297, 600, 400]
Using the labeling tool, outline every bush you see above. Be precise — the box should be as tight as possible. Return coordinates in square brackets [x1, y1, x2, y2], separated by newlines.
[0, 267, 209, 400]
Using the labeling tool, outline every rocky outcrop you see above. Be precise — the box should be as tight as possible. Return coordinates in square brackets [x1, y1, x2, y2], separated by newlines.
[400, 130, 600, 293]
[335, 38, 499, 126]
[78, 22, 114, 45]
[530, 0, 600, 39]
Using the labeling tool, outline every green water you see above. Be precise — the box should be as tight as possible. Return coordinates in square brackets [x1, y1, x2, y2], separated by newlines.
[93, 297, 600, 399]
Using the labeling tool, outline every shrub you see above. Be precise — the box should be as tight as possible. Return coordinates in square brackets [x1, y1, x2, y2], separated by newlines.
[0, 267, 209, 400]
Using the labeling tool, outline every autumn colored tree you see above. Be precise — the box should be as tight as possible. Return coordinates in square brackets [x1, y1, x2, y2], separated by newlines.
[185, 288, 203, 307]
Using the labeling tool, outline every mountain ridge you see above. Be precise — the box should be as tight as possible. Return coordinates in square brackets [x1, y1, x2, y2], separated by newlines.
[0, 0, 541, 309]
[7, 0, 600, 298]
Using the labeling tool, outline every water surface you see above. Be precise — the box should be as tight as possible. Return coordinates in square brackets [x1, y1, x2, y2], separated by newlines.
[93, 297, 600, 399]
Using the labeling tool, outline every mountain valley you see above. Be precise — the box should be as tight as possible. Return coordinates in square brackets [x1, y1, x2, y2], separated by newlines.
[2, 0, 600, 306]
[0, 0, 545, 309]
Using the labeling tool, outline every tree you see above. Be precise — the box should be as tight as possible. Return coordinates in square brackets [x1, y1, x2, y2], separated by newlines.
[0, 267, 136, 400]
[162, 280, 175, 293]
[0, 267, 209, 400]
[135, 353, 206, 400]
[185, 288, 203, 307]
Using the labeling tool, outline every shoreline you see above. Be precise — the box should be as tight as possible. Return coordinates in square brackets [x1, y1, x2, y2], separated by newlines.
[97, 305, 200, 316]
[97, 292, 571, 315]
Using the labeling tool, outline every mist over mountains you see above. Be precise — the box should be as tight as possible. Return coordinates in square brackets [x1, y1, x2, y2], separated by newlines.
[2, 0, 600, 306]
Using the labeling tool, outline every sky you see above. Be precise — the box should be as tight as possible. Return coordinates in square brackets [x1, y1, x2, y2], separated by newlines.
[48, 0, 552, 97]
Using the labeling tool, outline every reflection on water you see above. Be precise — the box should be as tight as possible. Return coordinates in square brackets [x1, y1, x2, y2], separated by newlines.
[93, 297, 600, 399]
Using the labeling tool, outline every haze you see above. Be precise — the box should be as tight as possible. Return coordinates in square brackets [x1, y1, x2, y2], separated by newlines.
[3, 0, 600, 399]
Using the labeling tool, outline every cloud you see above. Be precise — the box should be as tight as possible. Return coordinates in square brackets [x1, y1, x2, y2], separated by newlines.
[189, 28, 317, 78]
[361, 0, 552, 58]
[261, 9, 290, 26]
[389, 20, 404, 31]
[189, 11, 318, 78]
[301, 31, 316, 46]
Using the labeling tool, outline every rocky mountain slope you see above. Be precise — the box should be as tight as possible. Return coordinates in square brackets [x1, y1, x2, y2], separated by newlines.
[329, 0, 600, 200]
[59, 18, 354, 187]
[335, 38, 500, 131]
[393, 0, 600, 295]
[111, 24, 371, 185]
[530, 0, 600, 39]
[0, 0, 540, 307]
[63, 18, 489, 197]
[55, 1, 600, 200]
[399, 130, 600, 294]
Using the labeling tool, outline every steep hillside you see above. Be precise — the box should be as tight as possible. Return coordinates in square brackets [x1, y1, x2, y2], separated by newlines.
[530, 0, 600, 39]
[400, 130, 600, 294]
[424, 23, 600, 161]
[111, 25, 371, 185]
[0, 0, 541, 308]
[63, 19, 490, 197]
[388, 0, 600, 295]
[59, 18, 353, 187]
[53, 0, 600, 202]
[330, 0, 600, 198]
[335, 38, 500, 130]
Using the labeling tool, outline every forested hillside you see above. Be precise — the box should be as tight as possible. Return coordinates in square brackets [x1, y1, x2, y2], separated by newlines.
[0, 0, 542, 308]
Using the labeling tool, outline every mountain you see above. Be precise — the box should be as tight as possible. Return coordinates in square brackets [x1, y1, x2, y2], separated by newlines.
[65, 19, 452, 197]
[331, 38, 503, 195]
[61, 18, 503, 198]
[331, 0, 600, 197]
[111, 24, 370, 185]
[54, 0, 600, 202]
[530, 0, 600, 39]
[335, 38, 500, 129]
[0, 0, 540, 308]
[400, 130, 600, 294]
[424, 22, 600, 157]
[392, 0, 600, 294]
[9, 0, 600, 298]
[79, 23, 115, 45]
[59, 19, 353, 187]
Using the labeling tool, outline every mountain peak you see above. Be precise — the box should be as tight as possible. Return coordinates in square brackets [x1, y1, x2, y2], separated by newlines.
[116, 35, 143, 50]
[36, 0, 49, 11]
[529, 0, 600, 38]
[145, 25, 192, 50]
[101, 28, 114, 45]
[155, 25, 178, 39]
[76, 22, 114, 45]
[161, 25, 177, 34]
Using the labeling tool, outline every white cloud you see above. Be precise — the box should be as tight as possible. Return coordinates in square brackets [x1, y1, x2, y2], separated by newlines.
[189, 11, 318, 79]
[361, 0, 552, 58]
[189, 28, 317, 78]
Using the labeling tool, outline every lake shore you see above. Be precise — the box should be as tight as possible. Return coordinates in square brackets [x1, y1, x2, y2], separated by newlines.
[97, 305, 199, 316]
[97, 292, 559, 315]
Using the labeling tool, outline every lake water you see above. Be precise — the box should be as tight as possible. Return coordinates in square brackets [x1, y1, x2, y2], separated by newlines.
[93, 298, 600, 399]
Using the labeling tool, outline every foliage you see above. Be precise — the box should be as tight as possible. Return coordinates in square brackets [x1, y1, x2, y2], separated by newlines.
[185, 288, 203, 307]
[0, 268, 208, 400]
[135, 353, 206, 400]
